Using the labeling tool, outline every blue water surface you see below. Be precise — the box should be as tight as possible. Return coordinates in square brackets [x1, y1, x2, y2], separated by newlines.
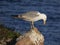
[0, 0, 60, 45]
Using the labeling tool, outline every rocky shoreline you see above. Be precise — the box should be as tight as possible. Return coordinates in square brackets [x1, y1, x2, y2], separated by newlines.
[0, 24, 20, 45]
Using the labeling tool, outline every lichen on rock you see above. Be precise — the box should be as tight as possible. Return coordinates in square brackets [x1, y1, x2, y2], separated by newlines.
[0, 24, 20, 45]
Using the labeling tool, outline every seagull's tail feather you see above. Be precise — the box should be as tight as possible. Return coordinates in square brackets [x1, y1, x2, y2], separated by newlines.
[11, 15, 18, 17]
[11, 15, 22, 18]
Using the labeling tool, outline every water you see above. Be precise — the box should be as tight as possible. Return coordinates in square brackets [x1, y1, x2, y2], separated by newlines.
[0, 0, 60, 45]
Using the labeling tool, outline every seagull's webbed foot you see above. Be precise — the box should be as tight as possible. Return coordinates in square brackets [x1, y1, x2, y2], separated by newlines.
[31, 25, 34, 29]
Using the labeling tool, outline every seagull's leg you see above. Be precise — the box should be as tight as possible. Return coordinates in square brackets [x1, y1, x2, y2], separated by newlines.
[31, 21, 34, 29]
[32, 21, 34, 28]
[31, 21, 32, 29]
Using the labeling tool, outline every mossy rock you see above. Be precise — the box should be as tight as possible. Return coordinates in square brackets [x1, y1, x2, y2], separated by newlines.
[0, 24, 20, 40]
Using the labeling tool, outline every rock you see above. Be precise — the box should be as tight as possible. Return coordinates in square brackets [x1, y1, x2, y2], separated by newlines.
[15, 27, 44, 45]
[0, 24, 20, 45]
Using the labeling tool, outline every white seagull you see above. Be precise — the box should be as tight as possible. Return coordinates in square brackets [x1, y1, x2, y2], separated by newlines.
[12, 11, 47, 28]
[14, 11, 47, 45]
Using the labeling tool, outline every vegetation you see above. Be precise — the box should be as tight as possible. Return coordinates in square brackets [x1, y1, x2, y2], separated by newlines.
[0, 24, 20, 40]
[0, 24, 20, 45]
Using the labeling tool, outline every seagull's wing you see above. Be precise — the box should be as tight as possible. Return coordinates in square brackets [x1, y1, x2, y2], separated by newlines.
[11, 11, 39, 20]
[21, 12, 39, 18]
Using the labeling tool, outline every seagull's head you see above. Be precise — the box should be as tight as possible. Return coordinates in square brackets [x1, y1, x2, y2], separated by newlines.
[37, 12, 47, 25]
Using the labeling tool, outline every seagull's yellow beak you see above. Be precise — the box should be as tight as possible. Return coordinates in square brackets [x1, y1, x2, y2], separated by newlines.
[44, 21, 46, 25]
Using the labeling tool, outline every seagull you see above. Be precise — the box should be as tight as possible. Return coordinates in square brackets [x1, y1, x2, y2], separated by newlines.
[13, 11, 47, 45]
[12, 11, 47, 28]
